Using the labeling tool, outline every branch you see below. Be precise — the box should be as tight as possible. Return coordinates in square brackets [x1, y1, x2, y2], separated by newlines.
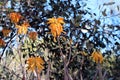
[103, 70, 107, 79]
[0, 34, 17, 60]
[80, 57, 84, 80]
[46, 61, 51, 80]
[92, 70, 98, 80]
[17, 35, 26, 80]
[57, 37, 73, 80]
[66, 40, 72, 67]
[97, 63, 104, 80]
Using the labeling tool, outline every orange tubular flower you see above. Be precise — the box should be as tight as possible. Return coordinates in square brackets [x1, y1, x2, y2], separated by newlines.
[28, 32, 38, 40]
[26, 56, 44, 73]
[16, 22, 30, 35]
[9, 12, 22, 23]
[0, 39, 5, 47]
[2, 29, 11, 37]
[91, 51, 104, 63]
[47, 17, 65, 41]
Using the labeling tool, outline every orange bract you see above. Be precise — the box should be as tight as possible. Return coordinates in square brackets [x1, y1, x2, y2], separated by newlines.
[28, 32, 38, 40]
[47, 17, 65, 42]
[0, 39, 5, 47]
[2, 29, 11, 37]
[9, 12, 22, 23]
[91, 51, 104, 63]
[16, 22, 30, 35]
[26, 56, 44, 73]
[22, 21, 30, 28]
[47, 17, 65, 24]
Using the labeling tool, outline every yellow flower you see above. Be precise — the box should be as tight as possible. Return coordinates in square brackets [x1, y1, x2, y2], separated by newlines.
[0, 38, 5, 47]
[9, 12, 22, 23]
[2, 29, 11, 37]
[16, 21, 30, 35]
[47, 17, 65, 41]
[28, 32, 38, 40]
[26, 56, 44, 73]
[91, 51, 104, 63]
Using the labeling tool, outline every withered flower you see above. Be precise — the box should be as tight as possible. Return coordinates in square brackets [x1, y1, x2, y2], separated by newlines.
[28, 32, 38, 40]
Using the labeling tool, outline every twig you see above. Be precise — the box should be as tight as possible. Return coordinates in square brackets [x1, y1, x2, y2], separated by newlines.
[79, 56, 84, 80]
[97, 63, 104, 80]
[36, 69, 41, 80]
[66, 41, 72, 66]
[57, 37, 69, 80]
[57, 37, 65, 59]
[67, 52, 79, 66]
[17, 35, 26, 80]
[92, 70, 98, 80]
[103, 70, 107, 79]
[0, 34, 17, 60]
[46, 61, 51, 80]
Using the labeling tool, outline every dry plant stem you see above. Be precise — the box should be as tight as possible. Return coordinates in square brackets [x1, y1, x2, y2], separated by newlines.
[46, 61, 51, 80]
[80, 70, 83, 80]
[92, 70, 98, 80]
[67, 52, 79, 65]
[103, 70, 107, 79]
[64, 59, 69, 80]
[97, 63, 104, 80]
[66, 43, 72, 66]
[35, 68, 41, 80]
[37, 73, 40, 80]
[17, 36, 26, 80]
[18, 49, 26, 80]
[0, 34, 17, 60]
[57, 37, 69, 80]
[79, 57, 84, 80]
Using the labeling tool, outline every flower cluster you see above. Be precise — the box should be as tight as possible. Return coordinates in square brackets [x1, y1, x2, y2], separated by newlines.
[9, 12, 22, 24]
[15, 21, 30, 35]
[2, 29, 11, 37]
[9, 12, 30, 35]
[91, 51, 104, 63]
[47, 17, 65, 41]
[8, 12, 44, 73]
[26, 56, 44, 73]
